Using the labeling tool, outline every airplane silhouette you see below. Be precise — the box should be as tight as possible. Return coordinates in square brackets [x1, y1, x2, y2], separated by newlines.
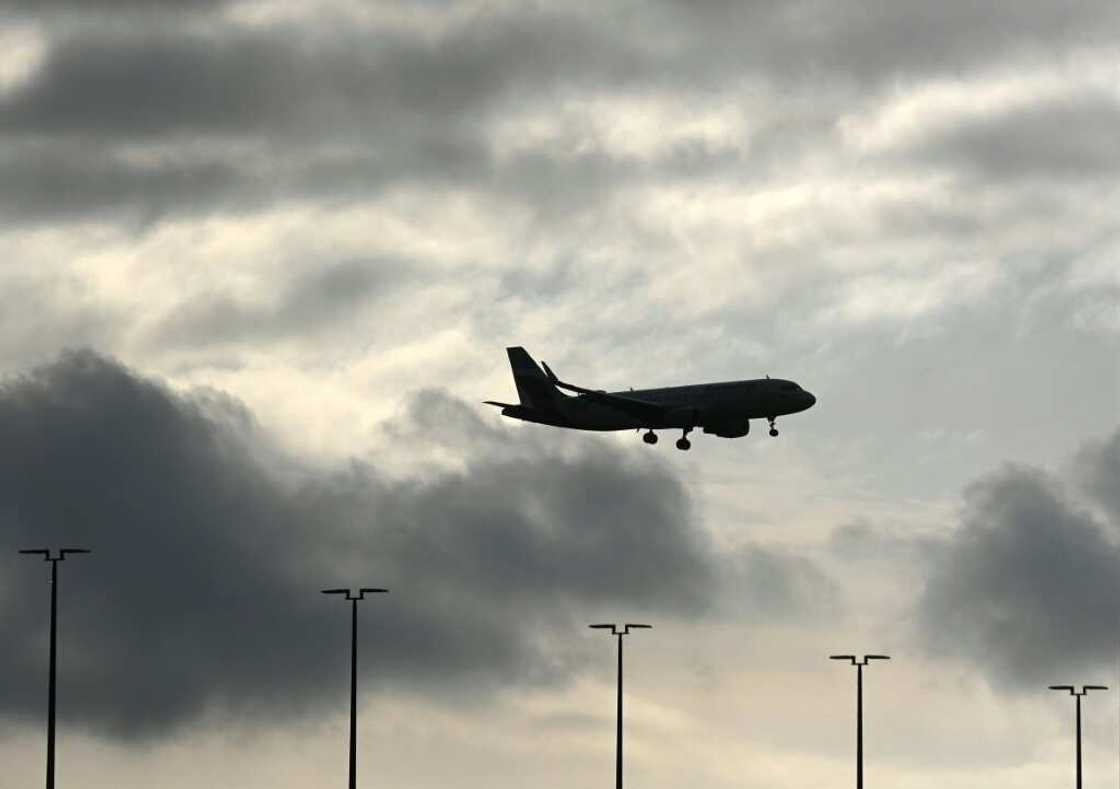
[486, 347, 816, 450]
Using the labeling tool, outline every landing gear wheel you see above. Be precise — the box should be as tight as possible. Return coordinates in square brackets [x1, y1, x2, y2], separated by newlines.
[643, 431, 658, 445]
[676, 437, 691, 451]
[767, 417, 779, 437]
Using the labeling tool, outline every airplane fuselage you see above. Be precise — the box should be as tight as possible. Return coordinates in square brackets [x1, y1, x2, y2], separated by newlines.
[487, 347, 816, 447]
[500, 377, 816, 435]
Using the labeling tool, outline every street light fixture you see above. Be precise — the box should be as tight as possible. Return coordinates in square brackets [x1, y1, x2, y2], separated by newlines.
[830, 654, 890, 789]
[590, 624, 651, 789]
[323, 587, 389, 789]
[1049, 684, 1109, 789]
[19, 548, 91, 789]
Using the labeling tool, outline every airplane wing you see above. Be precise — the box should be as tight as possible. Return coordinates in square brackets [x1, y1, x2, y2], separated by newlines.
[540, 361, 669, 422]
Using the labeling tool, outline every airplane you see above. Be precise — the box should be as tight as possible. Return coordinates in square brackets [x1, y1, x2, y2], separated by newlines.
[485, 347, 816, 450]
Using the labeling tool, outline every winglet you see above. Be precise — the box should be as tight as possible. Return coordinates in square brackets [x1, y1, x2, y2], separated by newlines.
[541, 361, 558, 383]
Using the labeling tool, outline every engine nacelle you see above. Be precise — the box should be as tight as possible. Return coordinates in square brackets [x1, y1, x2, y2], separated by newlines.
[703, 418, 750, 438]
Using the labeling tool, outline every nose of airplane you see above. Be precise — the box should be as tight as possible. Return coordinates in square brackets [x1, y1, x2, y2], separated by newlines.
[803, 391, 817, 409]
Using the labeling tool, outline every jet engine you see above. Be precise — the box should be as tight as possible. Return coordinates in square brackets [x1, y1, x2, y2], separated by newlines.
[702, 418, 750, 438]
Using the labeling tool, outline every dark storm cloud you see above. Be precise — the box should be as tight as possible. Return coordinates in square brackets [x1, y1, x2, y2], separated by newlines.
[151, 259, 406, 348]
[917, 434, 1120, 690]
[0, 352, 832, 739]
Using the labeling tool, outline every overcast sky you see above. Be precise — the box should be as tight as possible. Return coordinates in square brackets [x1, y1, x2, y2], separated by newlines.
[0, 1, 1118, 787]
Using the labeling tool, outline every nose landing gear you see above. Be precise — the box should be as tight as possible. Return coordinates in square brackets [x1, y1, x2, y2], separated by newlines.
[767, 417, 779, 437]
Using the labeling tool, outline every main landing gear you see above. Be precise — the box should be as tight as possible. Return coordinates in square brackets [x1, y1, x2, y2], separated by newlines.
[642, 429, 692, 450]
[767, 417, 779, 437]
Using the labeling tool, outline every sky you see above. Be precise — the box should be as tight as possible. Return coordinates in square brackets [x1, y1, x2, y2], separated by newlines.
[0, 1, 1118, 787]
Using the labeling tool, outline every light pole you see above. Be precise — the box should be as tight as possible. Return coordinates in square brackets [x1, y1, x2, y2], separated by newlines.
[830, 654, 890, 789]
[590, 623, 651, 789]
[20, 548, 91, 789]
[323, 587, 389, 789]
[1049, 684, 1109, 789]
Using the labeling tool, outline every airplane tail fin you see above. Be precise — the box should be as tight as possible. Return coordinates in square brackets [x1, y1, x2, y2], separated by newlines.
[507, 347, 563, 410]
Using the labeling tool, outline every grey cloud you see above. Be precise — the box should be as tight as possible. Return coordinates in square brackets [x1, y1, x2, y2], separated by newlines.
[656, 0, 1119, 84]
[0, 274, 119, 374]
[917, 438, 1120, 690]
[828, 520, 945, 566]
[1075, 430, 1120, 529]
[7, 3, 1117, 143]
[0, 143, 247, 224]
[720, 544, 841, 623]
[18, 1, 1110, 144]
[0, 13, 632, 141]
[0, 34, 304, 137]
[10, 1, 1115, 147]
[0, 19, 618, 219]
[9, 0, 222, 9]
[0, 351, 727, 739]
[899, 90, 1120, 181]
[7, 2, 1114, 225]
[151, 259, 406, 348]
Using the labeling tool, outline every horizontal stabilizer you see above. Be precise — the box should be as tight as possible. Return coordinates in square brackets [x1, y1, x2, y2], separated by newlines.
[483, 400, 518, 409]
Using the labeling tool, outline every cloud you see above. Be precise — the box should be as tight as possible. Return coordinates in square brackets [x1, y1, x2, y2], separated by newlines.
[0, 12, 630, 141]
[917, 432, 1120, 690]
[1074, 430, 1120, 529]
[720, 544, 841, 623]
[0, 34, 304, 138]
[0, 352, 835, 740]
[9, 0, 222, 9]
[890, 88, 1120, 182]
[828, 519, 944, 566]
[654, 0, 1119, 84]
[3, 0, 1116, 232]
[151, 258, 409, 348]
[0, 142, 247, 224]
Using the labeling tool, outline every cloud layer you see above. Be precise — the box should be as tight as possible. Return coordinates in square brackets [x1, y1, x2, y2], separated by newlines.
[0, 352, 837, 740]
[918, 430, 1120, 689]
[0, 351, 720, 737]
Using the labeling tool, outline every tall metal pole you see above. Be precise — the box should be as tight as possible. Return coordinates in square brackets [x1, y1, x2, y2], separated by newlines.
[47, 558, 58, 789]
[856, 661, 863, 789]
[1077, 692, 1083, 789]
[1050, 685, 1108, 789]
[591, 623, 651, 789]
[350, 596, 358, 789]
[20, 548, 90, 789]
[616, 631, 624, 789]
[323, 587, 388, 789]
[830, 654, 890, 789]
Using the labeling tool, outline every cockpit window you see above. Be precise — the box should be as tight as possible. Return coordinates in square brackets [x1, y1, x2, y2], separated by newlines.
[781, 383, 799, 391]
